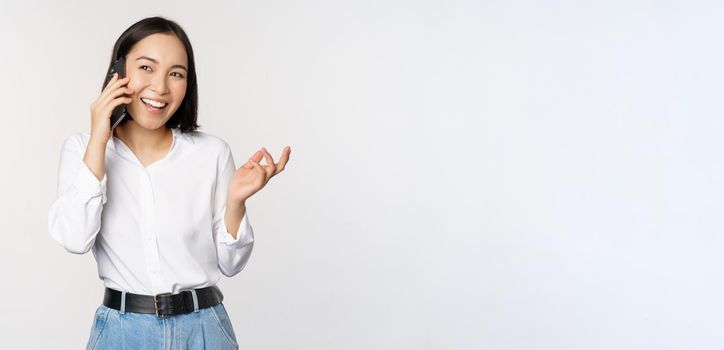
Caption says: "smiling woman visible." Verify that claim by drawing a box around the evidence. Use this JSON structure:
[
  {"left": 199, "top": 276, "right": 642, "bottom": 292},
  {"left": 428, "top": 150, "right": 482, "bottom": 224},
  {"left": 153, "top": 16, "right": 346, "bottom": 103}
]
[{"left": 47, "top": 16, "right": 291, "bottom": 350}]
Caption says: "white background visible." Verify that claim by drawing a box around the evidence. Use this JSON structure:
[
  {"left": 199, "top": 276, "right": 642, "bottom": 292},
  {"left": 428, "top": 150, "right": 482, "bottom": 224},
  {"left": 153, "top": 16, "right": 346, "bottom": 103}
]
[{"left": 1, "top": 0, "right": 722, "bottom": 349}]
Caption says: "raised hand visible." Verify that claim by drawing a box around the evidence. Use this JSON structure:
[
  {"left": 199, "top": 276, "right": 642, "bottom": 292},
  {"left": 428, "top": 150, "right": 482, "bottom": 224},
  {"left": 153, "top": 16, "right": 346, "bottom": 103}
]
[
  {"left": 227, "top": 146, "right": 291, "bottom": 204},
  {"left": 89, "top": 73, "right": 133, "bottom": 145}
]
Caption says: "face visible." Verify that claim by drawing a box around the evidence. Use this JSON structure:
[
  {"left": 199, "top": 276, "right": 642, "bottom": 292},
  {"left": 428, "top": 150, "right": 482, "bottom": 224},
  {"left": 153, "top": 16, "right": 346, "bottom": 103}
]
[{"left": 124, "top": 33, "right": 188, "bottom": 130}]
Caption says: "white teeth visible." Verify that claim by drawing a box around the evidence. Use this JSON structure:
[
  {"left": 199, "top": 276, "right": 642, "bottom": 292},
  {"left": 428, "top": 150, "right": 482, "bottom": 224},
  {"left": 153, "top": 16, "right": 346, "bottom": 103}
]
[{"left": 142, "top": 98, "right": 167, "bottom": 108}]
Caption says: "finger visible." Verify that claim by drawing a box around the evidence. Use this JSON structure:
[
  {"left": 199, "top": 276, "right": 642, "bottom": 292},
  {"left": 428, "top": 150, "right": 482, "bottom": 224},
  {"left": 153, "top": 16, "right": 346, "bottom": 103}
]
[
  {"left": 93, "top": 73, "right": 120, "bottom": 109},
  {"left": 112, "top": 75, "right": 131, "bottom": 88},
  {"left": 253, "top": 149, "right": 264, "bottom": 162},
  {"left": 101, "top": 73, "right": 124, "bottom": 94},
  {"left": 260, "top": 147, "right": 276, "bottom": 178},
  {"left": 100, "top": 87, "right": 134, "bottom": 107},
  {"left": 248, "top": 157, "right": 269, "bottom": 182},
  {"left": 96, "top": 73, "right": 118, "bottom": 104},
  {"left": 98, "top": 77, "right": 129, "bottom": 100},
  {"left": 101, "top": 76, "right": 131, "bottom": 101},
  {"left": 108, "top": 72, "right": 119, "bottom": 85},
  {"left": 106, "top": 96, "right": 133, "bottom": 112},
  {"left": 273, "top": 145, "right": 291, "bottom": 176},
  {"left": 242, "top": 150, "right": 261, "bottom": 169},
  {"left": 106, "top": 87, "right": 135, "bottom": 100}
]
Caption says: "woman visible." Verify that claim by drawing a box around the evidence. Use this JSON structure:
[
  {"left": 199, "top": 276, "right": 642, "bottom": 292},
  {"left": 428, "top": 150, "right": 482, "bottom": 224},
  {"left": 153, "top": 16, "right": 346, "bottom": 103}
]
[{"left": 48, "top": 16, "right": 291, "bottom": 349}]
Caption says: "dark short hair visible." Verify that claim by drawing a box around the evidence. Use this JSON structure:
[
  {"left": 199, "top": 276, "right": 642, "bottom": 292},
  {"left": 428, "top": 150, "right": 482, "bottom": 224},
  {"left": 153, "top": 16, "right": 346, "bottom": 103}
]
[{"left": 103, "top": 16, "right": 200, "bottom": 132}]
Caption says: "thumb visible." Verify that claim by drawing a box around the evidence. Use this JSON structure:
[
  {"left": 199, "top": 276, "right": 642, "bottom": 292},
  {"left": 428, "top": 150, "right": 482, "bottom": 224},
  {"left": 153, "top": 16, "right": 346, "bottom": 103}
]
[
  {"left": 249, "top": 157, "right": 262, "bottom": 169},
  {"left": 253, "top": 149, "right": 264, "bottom": 162}
]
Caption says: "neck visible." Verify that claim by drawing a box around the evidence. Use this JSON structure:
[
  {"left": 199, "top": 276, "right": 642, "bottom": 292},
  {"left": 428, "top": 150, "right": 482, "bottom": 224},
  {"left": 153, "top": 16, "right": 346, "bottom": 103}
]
[{"left": 113, "top": 121, "right": 172, "bottom": 152}]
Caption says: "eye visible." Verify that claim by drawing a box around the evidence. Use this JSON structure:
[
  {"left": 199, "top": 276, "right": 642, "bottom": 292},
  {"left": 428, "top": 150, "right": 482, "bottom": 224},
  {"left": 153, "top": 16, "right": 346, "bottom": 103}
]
[
  {"left": 171, "top": 72, "right": 185, "bottom": 78},
  {"left": 140, "top": 65, "right": 152, "bottom": 72}
]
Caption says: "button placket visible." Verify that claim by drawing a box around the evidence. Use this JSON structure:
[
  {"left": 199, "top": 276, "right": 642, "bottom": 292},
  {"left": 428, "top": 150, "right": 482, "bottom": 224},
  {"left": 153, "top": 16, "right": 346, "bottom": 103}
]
[{"left": 139, "top": 169, "right": 165, "bottom": 292}]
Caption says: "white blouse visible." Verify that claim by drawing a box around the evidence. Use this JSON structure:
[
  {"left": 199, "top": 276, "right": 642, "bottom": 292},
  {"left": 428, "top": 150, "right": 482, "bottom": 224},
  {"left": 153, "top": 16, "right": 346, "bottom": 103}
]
[{"left": 48, "top": 128, "right": 254, "bottom": 295}]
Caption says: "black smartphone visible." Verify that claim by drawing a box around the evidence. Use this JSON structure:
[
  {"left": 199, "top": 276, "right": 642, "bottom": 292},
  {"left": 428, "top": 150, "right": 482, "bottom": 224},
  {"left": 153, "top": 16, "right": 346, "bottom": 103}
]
[{"left": 102, "top": 57, "right": 129, "bottom": 129}]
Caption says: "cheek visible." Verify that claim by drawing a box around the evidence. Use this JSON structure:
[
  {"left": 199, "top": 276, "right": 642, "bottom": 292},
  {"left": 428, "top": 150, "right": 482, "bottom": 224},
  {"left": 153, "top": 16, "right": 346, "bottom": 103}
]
[
  {"left": 125, "top": 71, "right": 149, "bottom": 91},
  {"left": 172, "top": 83, "right": 187, "bottom": 103}
]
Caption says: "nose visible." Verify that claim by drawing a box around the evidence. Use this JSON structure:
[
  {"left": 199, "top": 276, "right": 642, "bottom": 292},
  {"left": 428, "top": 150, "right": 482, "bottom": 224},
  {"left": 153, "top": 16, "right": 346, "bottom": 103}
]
[{"left": 150, "top": 74, "right": 169, "bottom": 95}]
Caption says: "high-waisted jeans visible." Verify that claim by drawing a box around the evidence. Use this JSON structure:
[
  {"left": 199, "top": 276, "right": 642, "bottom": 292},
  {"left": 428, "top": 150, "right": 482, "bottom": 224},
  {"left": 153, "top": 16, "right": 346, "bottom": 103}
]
[{"left": 85, "top": 303, "right": 239, "bottom": 350}]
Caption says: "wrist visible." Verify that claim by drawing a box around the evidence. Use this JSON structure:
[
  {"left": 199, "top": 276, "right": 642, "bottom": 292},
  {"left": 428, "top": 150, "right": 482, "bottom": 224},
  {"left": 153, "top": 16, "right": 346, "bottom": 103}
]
[
  {"left": 88, "top": 136, "right": 109, "bottom": 148},
  {"left": 227, "top": 199, "right": 246, "bottom": 209}
]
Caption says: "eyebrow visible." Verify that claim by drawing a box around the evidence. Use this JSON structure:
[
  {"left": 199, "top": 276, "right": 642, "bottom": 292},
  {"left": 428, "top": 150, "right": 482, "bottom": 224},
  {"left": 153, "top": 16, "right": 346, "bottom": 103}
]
[{"left": 135, "top": 56, "right": 188, "bottom": 71}]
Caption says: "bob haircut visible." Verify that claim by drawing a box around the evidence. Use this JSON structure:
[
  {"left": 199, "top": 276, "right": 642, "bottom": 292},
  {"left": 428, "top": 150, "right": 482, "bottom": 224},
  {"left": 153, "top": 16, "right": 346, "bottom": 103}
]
[{"left": 103, "top": 16, "right": 200, "bottom": 132}]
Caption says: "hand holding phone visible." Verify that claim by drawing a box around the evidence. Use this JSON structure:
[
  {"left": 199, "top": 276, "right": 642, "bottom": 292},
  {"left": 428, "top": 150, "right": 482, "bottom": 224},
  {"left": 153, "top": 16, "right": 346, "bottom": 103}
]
[
  {"left": 102, "top": 57, "right": 129, "bottom": 129},
  {"left": 90, "top": 58, "right": 134, "bottom": 143}
]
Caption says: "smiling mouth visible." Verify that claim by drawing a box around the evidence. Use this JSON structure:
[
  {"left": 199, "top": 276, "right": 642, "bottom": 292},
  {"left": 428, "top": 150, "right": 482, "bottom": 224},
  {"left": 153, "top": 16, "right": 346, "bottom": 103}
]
[{"left": 141, "top": 97, "right": 168, "bottom": 110}]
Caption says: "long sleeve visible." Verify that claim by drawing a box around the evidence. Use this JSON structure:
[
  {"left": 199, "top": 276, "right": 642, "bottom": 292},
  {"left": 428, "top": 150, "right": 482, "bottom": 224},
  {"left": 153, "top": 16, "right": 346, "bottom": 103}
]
[
  {"left": 47, "top": 134, "right": 108, "bottom": 254},
  {"left": 212, "top": 143, "right": 255, "bottom": 277}
]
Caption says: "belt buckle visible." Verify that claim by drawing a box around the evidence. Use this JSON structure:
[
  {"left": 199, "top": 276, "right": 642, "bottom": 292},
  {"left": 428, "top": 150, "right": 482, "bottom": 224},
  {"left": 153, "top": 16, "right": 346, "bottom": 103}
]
[{"left": 154, "top": 292, "right": 173, "bottom": 318}]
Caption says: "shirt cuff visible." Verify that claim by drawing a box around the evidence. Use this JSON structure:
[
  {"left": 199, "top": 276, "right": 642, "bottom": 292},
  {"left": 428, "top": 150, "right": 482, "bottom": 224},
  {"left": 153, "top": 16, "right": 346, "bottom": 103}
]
[
  {"left": 218, "top": 211, "right": 254, "bottom": 246},
  {"left": 72, "top": 161, "right": 107, "bottom": 204}
]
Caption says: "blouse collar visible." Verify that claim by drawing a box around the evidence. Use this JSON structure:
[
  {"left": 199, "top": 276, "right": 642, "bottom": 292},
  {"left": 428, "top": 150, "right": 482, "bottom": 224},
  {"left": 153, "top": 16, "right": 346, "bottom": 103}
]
[{"left": 109, "top": 127, "right": 190, "bottom": 167}]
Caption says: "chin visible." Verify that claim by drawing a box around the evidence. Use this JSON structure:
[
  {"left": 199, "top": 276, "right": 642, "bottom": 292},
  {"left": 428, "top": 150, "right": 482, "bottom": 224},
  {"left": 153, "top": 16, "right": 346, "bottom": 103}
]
[
  {"left": 124, "top": 114, "right": 167, "bottom": 131},
  {"left": 140, "top": 118, "right": 171, "bottom": 130}
]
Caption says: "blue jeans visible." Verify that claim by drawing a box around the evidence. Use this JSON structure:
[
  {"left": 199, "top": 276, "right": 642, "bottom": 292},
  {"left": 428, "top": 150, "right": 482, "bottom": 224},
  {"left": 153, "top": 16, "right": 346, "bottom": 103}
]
[{"left": 86, "top": 303, "right": 239, "bottom": 350}]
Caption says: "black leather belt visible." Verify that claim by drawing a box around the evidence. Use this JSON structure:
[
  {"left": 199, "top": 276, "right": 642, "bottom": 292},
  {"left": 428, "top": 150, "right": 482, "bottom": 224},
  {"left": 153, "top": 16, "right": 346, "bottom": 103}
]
[{"left": 103, "top": 286, "right": 224, "bottom": 318}]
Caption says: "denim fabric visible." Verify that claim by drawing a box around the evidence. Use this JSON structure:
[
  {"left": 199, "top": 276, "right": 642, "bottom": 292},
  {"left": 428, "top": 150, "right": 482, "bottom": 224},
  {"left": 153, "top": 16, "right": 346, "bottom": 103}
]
[{"left": 86, "top": 303, "right": 239, "bottom": 350}]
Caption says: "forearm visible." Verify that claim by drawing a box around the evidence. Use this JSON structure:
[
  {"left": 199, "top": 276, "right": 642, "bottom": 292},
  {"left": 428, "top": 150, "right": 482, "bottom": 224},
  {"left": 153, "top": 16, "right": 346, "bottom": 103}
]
[
  {"left": 83, "top": 138, "right": 107, "bottom": 181},
  {"left": 224, "top": 200, "right": 247, "bottom": 240}
]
